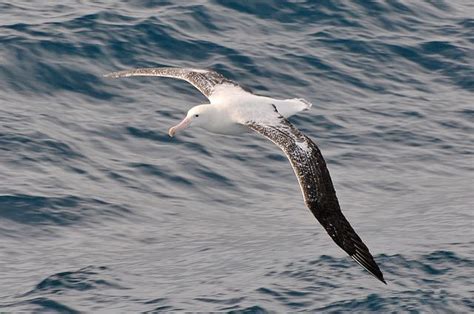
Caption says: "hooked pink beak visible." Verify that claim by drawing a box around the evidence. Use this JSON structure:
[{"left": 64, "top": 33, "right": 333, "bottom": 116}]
[{"left": 168, "top": 117, "right": 191, "bottom": 137}]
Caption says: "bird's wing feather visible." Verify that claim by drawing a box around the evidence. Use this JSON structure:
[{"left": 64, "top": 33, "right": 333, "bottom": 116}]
[
  {"left": 245, "top": 109, "right": 386, "bottom": 284},
  {"left": 104, "top": 67, "right": 246, "bottom": 98}
]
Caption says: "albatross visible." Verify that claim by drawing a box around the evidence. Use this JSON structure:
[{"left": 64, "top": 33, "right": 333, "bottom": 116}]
[{"left": 104, "top": 67, "right": 386, "bottom": 284}]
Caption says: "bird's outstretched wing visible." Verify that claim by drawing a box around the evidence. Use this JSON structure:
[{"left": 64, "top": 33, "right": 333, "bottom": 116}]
[
  {"left": 245, "top": 109, "right": 386, "bottom": 284},
  {"left": 104, "top": 67, "right": 246, "bottom": 99}
]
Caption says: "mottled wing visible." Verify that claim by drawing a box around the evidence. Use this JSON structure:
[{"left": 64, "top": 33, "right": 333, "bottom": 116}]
[
  {"left": 104, "top": 67, "right": 244, "bottom": 98},
  {"left": 245, "top": 113, "right": 386, "bottom": 284}
]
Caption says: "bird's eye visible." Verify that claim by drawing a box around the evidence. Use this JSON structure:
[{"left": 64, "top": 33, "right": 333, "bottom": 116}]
[{"left": 195, "top": 114, "right": 199, "bottom": 117}]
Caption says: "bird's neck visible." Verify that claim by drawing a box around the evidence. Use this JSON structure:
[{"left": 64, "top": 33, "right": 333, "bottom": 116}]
[{"left": 201, "top": 105, "right": 247, "bottom": 135}]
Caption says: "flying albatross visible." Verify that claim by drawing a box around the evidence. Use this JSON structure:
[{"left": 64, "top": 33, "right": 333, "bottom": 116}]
[{"left": 104, "top": 67, "right": 386, "bottom": 284}]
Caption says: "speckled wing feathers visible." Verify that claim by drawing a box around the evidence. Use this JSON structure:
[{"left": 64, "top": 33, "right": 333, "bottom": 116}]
[
  {"left": 246, "top": 115, "right": 386, "bottom": 284},
  {"left": 104, "top": 67, "right": 243, "bottom": 98}
]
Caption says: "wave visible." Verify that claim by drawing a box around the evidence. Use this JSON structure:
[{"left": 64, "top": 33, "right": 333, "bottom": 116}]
[
  {"left": 1, "top": 1, "right": 473, "bottom": 313},
  {"left": 1, "top": 251, "right": 471, "bottom": 312}
]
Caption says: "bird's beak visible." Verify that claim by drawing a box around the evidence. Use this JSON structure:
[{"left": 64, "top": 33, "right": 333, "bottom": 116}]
[{"left": 169, "top": 117, "right": 191, "bottom": 137}]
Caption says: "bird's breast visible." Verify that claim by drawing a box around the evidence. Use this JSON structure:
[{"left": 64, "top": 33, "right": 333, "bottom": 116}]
[{"left": 205, "top": 122, "right": 249, "bottom": 135}]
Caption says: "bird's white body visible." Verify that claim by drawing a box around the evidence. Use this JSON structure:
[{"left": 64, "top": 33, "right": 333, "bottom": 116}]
[{"left": 193, "top": 85, "right": 311, "bottom": 135}]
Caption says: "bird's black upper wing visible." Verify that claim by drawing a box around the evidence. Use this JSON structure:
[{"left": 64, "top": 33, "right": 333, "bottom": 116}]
[
  {"left": 245, "top": 112, "right": 386, "bottom": 284},
  {"left": 104, "top": 67, "right": 246, "bottom": 98}
]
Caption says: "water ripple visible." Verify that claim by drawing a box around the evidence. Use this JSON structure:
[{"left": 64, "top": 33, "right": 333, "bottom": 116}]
[{"left": 1, "top": 0, "right": 473, "bottom": 312}]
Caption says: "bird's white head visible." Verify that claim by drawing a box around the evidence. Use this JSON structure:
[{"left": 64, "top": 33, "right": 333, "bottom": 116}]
[{"left": 168, "top": 104, "right": 213, "bottom": 137}]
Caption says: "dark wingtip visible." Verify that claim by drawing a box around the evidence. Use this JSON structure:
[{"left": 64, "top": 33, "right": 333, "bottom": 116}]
[
  {"left": 350, "top": 252, "right": 387, "bottom": 285},
  {"left": 375, "top": 270, "right": 387, "bottom": 285},
  {"left": 103, "top": 72, "right": 119, "bottom": 79}
]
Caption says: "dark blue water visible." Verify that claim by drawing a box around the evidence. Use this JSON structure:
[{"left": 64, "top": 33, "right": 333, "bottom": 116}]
[{"left": 1, "top": 1, "right": 473, "bottom": 312}]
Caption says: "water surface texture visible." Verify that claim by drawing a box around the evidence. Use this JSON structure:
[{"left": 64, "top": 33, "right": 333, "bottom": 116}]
[{"left": 1, "top": 1, "right": 473, "bottom": 312}]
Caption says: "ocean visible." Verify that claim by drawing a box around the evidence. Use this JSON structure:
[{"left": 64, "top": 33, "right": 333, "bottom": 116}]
[{"left": 0, "top": 0, "right": 473, "bottom": 312}]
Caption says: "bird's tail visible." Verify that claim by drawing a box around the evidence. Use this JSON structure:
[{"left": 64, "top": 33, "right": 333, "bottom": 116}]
[{"left": 293, "top": 98, "right": 312, "bottom": 111}]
